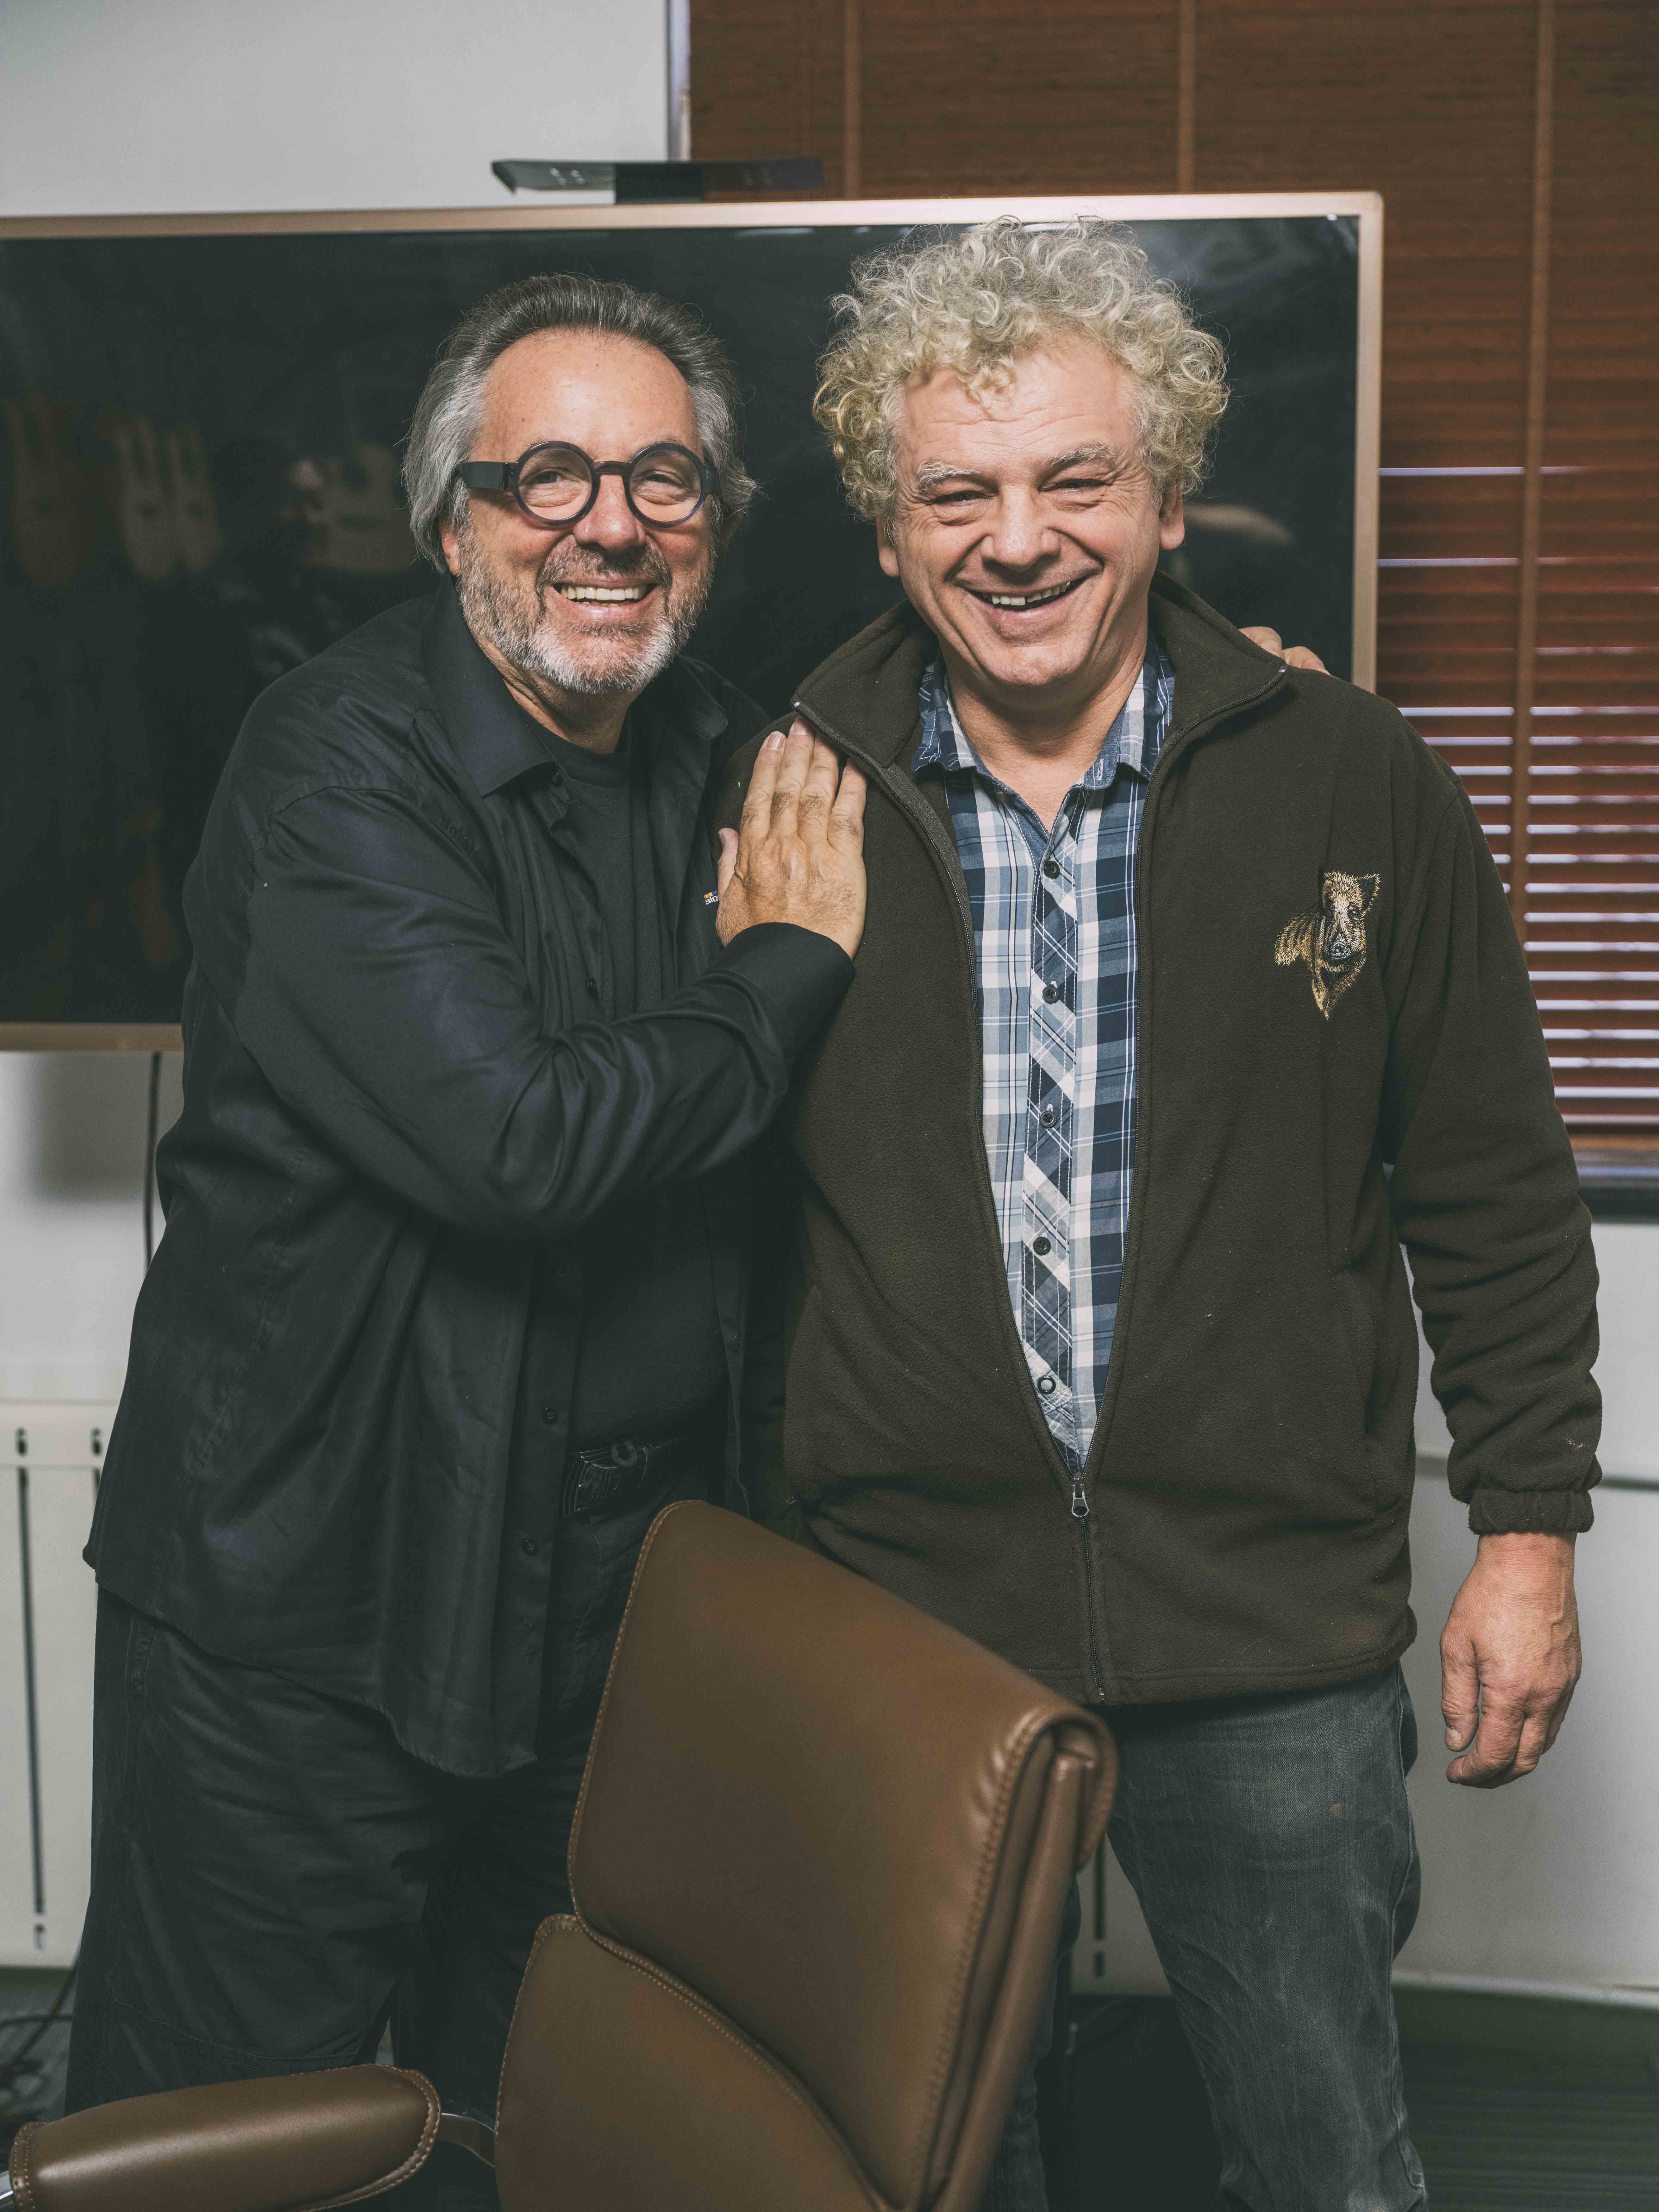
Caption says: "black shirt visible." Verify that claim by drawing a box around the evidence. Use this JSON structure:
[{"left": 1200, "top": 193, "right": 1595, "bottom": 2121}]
[
  {"left": 87, "top": 587, "right": 851, "bottom": 1775},
  {"left": 521, "top": 717, "right": 728, "bottom": 1446}
]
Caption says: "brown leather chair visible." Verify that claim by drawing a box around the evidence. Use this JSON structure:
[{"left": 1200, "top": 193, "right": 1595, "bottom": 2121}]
[{"left": 5, "top": 1502, "right": 1114, "bottom": 2212}]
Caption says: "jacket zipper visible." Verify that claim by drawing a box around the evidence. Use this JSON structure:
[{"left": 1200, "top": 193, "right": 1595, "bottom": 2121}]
[
  {"left": 792, "top": 691, "right": 1111, "bottom": 1699},
  {"left": 1074, "top": 658, "right": 1289, "bottom": 1520},
  {"left": 793, "top": 651, "right": 1288, "bottom": 1705}
]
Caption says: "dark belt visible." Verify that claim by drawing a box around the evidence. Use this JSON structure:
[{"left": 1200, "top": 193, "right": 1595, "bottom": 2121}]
[{"left": 560, "top": 1422, "right": 716, "bottom": 1525}]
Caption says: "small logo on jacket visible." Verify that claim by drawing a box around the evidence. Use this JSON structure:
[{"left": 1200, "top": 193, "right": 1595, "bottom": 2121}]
[{"left": 1275, "top": 871, "right": 1380, "bottom": 1018}]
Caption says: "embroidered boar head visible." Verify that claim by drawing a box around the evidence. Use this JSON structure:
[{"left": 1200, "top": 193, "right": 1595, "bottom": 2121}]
[{"left": 1274, "top": 870, "right": 1381, "bottom": 1019}]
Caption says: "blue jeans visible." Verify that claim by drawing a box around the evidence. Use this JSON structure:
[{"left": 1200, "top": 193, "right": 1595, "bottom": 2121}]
[{"left": 982, "top": 1663, "right": 1428, "bottom": 2212}]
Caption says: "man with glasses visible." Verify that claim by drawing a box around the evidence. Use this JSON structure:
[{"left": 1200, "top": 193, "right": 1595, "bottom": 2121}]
[{"left": 66, "top": 274, "right": 868, "bottom": 2199}]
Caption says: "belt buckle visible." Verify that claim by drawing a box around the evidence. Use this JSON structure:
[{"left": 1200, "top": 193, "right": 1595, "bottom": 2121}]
[{"left": 564, "top": 1438, "right": 648, "bottom": 1523}]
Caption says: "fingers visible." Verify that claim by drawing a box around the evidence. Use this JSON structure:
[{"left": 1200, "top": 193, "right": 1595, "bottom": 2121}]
[
  {"left": 1508, "top": 1707, "right": 1554, "bottom": 1780},
  {"left": 766, "top": 719, "right": 818, "bottom": 841},
  {"left": 1440, "top": 1630, "right": 1479, "bottom": 1753},
  {"left": 739, "top": 725, "right": 787, "bottom": 834},
  {"left": 1448, "top": 1690, "right": 1525, "bottom": 1787},
  {"left": 716, "top": 826, "right": 738, "bottom": 897},
  {"left": 828, "top": 761, "right": 867, "bottom": 850},
  {"left": 796, "top": 737, "right": 842, "bottom": 851},
  {"left": 1238, "top": 624, "right": 1327, "bottom": 674},
  {"left": 1541, "top": 1670, "right": 1578, "bottom": 1754}
]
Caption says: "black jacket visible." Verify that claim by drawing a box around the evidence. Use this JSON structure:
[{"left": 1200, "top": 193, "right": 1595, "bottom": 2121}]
[
  {"left": 89, "top": 586, "right": 850, "bottom": 1774},
  {"left": 720, "top": 581, "right": 1600, "bottom": 1707}
]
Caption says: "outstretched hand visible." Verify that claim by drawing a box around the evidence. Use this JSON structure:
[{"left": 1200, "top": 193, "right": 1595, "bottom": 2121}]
[
  {"left": 1440, "top": 1532, "right": 1581, "bottom": 1787},
  {"left": 717, "top": 719, "right": 868, "bottom": 961}
]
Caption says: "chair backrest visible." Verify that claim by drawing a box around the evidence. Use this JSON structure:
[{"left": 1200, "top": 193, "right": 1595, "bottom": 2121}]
[{"left": 493, "top": 1501, "right": 1114, "bottom": 2212}]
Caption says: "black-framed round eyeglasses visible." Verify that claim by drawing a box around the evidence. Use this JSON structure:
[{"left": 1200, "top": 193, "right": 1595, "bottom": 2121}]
[{"left": 454, "top": 440, "right": 716, "bottom": 529}]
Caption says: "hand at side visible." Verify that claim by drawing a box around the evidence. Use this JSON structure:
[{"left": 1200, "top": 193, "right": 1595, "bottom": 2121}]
[{"left": 1440, "top": 1531, "right": 1581, "bottom": 1787}]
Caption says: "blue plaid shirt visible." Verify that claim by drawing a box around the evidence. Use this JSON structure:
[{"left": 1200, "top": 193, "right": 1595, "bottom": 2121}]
[{"left": 913, "top": 638, "right": 1173, "bottom": 1475}]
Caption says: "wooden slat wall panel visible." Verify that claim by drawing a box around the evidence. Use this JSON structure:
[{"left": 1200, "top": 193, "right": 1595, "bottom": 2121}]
[
  {"left": 1180, "top": 0, "right": 1537, "bottom": 905},
  {"left": 690, "top": 0, "right": 849, "bottom": 192},
  {"left": 858, "top": 3, "right": 1179, "bottom": 197},
  {"left": 688, "top": 0, "right": 1658, "bottom": 1135},
  {"left": 1532, "top": 3, "right": 1659, "bottom": 1126}
]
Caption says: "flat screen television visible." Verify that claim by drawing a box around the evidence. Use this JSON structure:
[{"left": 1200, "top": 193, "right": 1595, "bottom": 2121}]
[{"left": 0, "top": 192, "right": 1380, "bottom": 1046}]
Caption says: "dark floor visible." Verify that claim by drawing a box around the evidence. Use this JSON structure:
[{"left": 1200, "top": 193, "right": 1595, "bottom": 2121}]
[
  {"left": 1052, "top": 1990, "right": 1659, "bottom": 2211},
  {"left": 8, "top": 1970, "right": 1659, "bottom": 2205}
]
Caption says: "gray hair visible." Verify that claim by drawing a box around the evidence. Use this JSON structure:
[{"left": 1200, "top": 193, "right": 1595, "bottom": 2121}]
[
  {"left": 404, "top": 272, "right": 757, "bottom": 570},
  {"left": 814, "top": 216, "right": 1229, "bottom": 527}
]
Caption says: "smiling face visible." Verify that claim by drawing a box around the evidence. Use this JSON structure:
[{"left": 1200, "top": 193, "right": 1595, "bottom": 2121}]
[
  {"left": 441, "top": 328, "right": 717, "bottom": 715},
  {"left": 879, "top": 334, "right": 1185, "bottom": 728}
]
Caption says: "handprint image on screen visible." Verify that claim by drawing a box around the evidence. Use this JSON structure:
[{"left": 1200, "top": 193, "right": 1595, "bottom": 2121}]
[{"left": 0, "top": 205, "right": 1371, "bottom": 1031}]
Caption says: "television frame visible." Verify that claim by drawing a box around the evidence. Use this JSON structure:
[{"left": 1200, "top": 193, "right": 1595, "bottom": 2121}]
[{"left": 0, "top": 190, "right": 1383, "bottom": 1051}]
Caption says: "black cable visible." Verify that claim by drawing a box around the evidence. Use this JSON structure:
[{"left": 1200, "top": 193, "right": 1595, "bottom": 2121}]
[
  {"left": 0, "top": 1961, "right": 76, "bottom": 2108},
  {"left": 143, "top": 1049, "right": 161, "bottom": 1266}
]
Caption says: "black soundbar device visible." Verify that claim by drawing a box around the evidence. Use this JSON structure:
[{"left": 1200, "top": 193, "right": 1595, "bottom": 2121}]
[{"left": 491, "top": 158, "right": 825, "bottom": 200}]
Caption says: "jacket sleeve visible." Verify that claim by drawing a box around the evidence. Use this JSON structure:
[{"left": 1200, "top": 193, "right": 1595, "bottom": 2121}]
[
  {"left": 235, "top": 780, "right": 852, "bottom": 1239},
  {"left": 1381, "top": 776, "right": 1601, "bottom": 1534}
]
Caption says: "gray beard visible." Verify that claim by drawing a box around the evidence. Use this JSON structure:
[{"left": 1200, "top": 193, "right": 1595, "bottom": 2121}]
[{"left": 455, "top": 522, "right": 714, "bottom": 701}]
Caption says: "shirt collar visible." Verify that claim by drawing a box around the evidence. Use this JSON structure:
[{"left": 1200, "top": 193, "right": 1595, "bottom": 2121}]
[
  {"left": 912, "top": 629, "right": 1173, "bottom": 791},
  {"left": 422, "top": 582, "right": 729, "bottom": 800}
]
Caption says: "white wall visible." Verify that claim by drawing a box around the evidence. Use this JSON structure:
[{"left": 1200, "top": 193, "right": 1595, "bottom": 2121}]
[
  {"left": 1414, "top": 1220, "right": 1659, "bottom": 1481},
  {"left": 0, "top": 0, "right": 668, "bottom": 217},
  {"left": 0, "top": 1054, "right": 179, "bottom": 1403}
]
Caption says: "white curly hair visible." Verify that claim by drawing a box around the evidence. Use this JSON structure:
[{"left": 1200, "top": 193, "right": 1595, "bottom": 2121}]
[{"left": 813, "top": 216, "right": 1229, "bottom": 527}]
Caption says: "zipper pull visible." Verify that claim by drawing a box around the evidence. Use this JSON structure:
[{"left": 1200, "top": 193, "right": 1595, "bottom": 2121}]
[{"left": 1071, "top": 1471, "right": 1090, "bottom": 1520}]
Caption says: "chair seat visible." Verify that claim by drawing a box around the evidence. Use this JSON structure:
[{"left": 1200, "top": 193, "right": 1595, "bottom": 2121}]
[{"left": 495, "top": 1917, "right": 875, "bottom": 2212}]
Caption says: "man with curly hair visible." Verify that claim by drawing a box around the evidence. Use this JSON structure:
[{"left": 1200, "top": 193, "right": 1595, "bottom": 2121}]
[{"left": 723, "top": 217, "right": 1599, "bottom": 2210}]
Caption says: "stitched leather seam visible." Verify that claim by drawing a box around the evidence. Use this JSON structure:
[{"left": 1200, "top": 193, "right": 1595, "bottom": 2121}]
[
  {"left": 577, "top": 1925, "right": 892, "bottom": 2212},
  {"left": 910, "top": 1706, "right": 1051, "bottom": 2202},
  {"left": 496, "top": 1915, "right": 559, "bottom": 2140},
  {"left": 305, "top": 2067, "right": 440, "bottom": 2212},
  {"left": 566, "top": 1498, "right": 695, "bottom": 1902},
  {"left": 12, "top": 2120, "right": 38, "bottom": 2212}
]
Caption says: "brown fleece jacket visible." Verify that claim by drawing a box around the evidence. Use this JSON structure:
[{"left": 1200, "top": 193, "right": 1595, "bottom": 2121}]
[{"left": 721, "top": 576, "right": 1600, "bottom": 1706}]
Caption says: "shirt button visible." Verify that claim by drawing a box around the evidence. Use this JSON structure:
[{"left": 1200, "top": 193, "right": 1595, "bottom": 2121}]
[
  {"left": 1042, "top": 859, "right": 1061, "bottom": 879},
  {"left": 1032, "top": 1235, "right": 1052, "bottom": 1256},
  {"left": 1040, "top": 1103, "right": 1057, "bottom": 1127},
  {"left": 1037, "top": 1375, "right": 1058, "bottom": 1397},
  {"left": 585, "top": 979, "right": 600, "bottom": 998},
  {"left": 541, "top": 1404, "right": 563, "bottom": 1426},
  {"left": 1042, "top": 981, "right": 1060, "bottom": 1003},
  {"left": 519, "top": 1535, "right": 539, "bottom": 1555}
]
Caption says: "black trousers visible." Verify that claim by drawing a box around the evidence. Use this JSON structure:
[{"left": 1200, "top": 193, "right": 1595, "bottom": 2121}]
[{"left": 64, "top": 1459, "right": 710, "bottom": 2208}]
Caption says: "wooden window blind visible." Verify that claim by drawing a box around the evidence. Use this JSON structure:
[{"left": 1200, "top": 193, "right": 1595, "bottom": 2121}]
[{"left": 690, "top": 0, "right": 1659, "bottom": 1154}]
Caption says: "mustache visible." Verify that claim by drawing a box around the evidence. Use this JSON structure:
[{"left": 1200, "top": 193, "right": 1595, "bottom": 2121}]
[{"left": 536, "top": 541, "right": 673, "bottom": 593}]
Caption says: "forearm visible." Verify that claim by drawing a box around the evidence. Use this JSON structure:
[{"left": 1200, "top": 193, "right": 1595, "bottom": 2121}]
[
  {"left": 236, "top": 778, "right": 854, "bottom": 1236},
  {"left": 245, "top": 922, "right": 850, "bottom": 1240}
]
